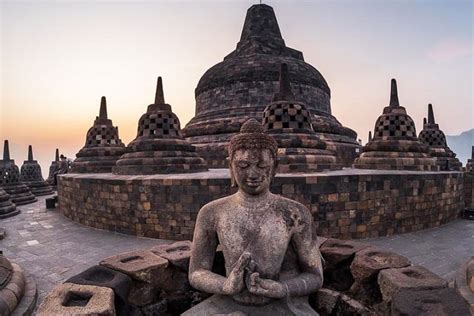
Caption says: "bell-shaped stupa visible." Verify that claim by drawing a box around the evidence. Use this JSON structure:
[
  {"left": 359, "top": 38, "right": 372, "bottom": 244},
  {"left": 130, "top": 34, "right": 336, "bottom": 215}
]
[
  {"left": 0, "top": 189, "right": 18, "bottom": 219},
  {"left": 72, "top": 97, "right": 126, "bottom": 173},
  {"left": 46, "top": 148, "right": 60, "bottom": 188},
  {"left": 262, "top": 64, "right": 340, "bottom": 173},
  {"left": 418, "top": 104, "right": 462, "bottom": 171},
  {"left": 354, "top": 79, "right": 437, "bottom": 171},
  {"left": 114, "top": 77, "right": 208, "bottom": 175},
  {"left": 182, "top": 4, "right": 359, "bottom": 168},
  {"left": 20, "top": 145, "right": 54, "bottom": 196},
  {"left": 0, "top": 140, "right": 37, "bottom": 205}
]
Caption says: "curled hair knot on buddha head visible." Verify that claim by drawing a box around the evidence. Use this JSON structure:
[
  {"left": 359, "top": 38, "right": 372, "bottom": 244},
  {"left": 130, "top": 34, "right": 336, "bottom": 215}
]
[{"left": 228, "top": 119, "right": 278, "bottom": 162}]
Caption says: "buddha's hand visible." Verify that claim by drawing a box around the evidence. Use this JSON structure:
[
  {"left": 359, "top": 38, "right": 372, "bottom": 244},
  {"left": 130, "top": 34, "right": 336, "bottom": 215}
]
[
  {"left": 247, "top": 272, "right": 287, "bottom": 299},
  {"left": 222, "top": 251, "right": 251, "bottom": 295}
]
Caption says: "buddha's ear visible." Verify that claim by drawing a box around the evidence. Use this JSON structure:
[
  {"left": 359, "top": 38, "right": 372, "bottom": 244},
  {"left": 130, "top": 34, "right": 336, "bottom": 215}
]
[{"left": 227, "top": 157, "right": 237, "bottom": 188}]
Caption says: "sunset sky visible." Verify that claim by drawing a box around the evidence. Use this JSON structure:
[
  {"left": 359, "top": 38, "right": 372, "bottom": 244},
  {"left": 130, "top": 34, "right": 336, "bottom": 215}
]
[{"left": 1, "top": 0, "right": 472, "bottom": 177}]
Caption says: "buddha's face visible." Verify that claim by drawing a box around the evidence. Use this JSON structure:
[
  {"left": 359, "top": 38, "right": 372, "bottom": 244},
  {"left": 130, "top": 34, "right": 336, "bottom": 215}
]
[{"left": 231, "top": 148, "right": 275, "bottom": 196}]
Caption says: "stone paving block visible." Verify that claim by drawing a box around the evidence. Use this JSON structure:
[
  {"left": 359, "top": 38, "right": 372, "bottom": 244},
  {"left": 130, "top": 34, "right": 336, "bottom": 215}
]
[
  {"left": 378, "top": 265, "right": 447, "bottom": 301},
  {"left": 350, "top": 247, "right": 411, "bottom": 282},
  {"left": 36, "top": 283, "right": 115, "bottom": 316},
  {"left": 100, "top": 250, "right": 168, "bottom": 283},
  {"left": 150, "top": 240, "right": 192, "bottom": 271}
]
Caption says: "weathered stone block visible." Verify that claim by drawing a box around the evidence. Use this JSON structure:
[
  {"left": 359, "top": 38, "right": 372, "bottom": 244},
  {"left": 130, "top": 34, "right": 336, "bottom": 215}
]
[
  {"left": 378, "top": 266, "right": 447, "bottom": 301},
  {"left": 37, "top": 283, "right": 115, "bottom": 316},
  {"left": 100, "top": 250, "right": 168, "bottom": 283},
  {"left": 350, "top": 247, "right": 411, "bottom": 282},
  {"left": 391, "top": 288, "right": 470, "bottom": 316},
  {"left": 320, "top": 239, "right": 370, "bottom": 266},
  {"left": 151, "top": 240, "right": 192, "bottom": 271}
]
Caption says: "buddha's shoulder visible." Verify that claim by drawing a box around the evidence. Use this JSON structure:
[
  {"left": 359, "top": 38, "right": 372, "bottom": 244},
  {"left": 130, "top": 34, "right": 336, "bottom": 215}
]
[{"left": 273, "top": 194, "right": 310, "bottom": 215}]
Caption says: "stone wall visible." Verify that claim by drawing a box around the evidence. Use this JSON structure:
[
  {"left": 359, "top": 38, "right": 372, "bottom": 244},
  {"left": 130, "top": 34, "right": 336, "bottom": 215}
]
[
  {"left": 464, "top": 171, "right": 473, "bottom": 211},
  {"left": 58, "top": 169, "right": 464, "bottom": 241}
]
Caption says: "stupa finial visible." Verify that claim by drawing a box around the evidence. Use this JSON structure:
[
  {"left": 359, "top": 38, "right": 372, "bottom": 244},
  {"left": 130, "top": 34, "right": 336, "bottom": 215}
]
[
  {"left": 154, "top": 77, "right": 165, "bottom": 105},
  {"left": 55, "top": 148, "right": 59, "bottom": 162},
  {"left": 239, "top": 3, "right": 282, "bottom": 44},
  {"left": 423, "top": 117, "right": 427, "bottom": 126},
  {"left": 273, "top": 63, "right": 295, "bottom": 102},
  {"left": 368, "top": 131, "right": 372, "bottom": 142},
  {"left": 471, "top": 145, "right": 474, "bottom": 159},
  {"left": 428, "top": 103, "right": 435, "bottom": 124},
  {"left": 28, "top": 145, "right": 33, "bottom": 161},
  {"left": 3, "top": 140, "right": 10, "bottom": 161},
  {"left": 99, "top": 96, "right": 108, "bottom": 119},
  {"left": 389, "top": 78, "right": 400, "bottom": 107}
]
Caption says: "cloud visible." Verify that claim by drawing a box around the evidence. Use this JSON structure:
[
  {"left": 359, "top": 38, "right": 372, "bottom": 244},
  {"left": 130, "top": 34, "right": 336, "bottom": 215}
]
[{"left": 427, "top": 38, "right": 473, "bottom": 62}]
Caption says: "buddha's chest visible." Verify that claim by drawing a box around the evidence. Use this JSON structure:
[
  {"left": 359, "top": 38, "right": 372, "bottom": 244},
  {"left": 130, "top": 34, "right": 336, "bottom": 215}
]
[{"left": 216, "top": 206, "right": 298, "bottom": 274}]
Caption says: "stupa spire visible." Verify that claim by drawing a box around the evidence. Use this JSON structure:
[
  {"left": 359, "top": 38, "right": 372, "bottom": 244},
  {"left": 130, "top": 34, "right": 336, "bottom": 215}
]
[
  {"left": 428, "top": 103, "right": 435, "bottom": 124},
  {"left": 273, "top": 63, "right": 295, "bottom": 102},
  {"left": 471, "top": 145, "right": 474, "bottom": 159},
  {"left": 28, "top": 145, "right": 33, "bottom": 161},
  {"left": 239, "top": 4, "right": 283, "bottom": 44},
  {"left": 423, "top": 117, "right": 427, "bottom": 126},
  {"left": 389, "top": 79, "right": 400, "bottom": 107},
  {"left": 99, "top": 96, "right": 108, "bottom": 119},
  {"left": 154, "top": 77, "right": 165, "bottom": 105},
  {"left": 368, "top": 131, "right": 372, "bottom": 143},
  {"left": 55, "top": 148, "right": 59, "bottom": 162},
  {"left": 3, "top": 140, "right": 10, "bottom": 161}
]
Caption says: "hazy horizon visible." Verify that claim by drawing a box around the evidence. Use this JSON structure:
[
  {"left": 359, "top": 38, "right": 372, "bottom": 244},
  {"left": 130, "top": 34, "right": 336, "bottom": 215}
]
[{"left": 1, "top": 0, "right": 473, "bottom": 177}]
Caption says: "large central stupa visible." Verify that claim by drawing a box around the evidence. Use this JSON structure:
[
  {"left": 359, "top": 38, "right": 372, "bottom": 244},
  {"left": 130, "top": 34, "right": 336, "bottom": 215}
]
[{"left": 182, "top": 4, "right": 359, "bottom": 167}]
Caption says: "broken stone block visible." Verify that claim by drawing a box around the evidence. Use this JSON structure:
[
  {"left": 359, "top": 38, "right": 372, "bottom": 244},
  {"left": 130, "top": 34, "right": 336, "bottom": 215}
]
[
  {"left": 100, "top": 250, "right": 168, "bottom": 283},
  {"left": 351, "top": 247, "right": 411, "bottom": 282},
  {"left": 150, "top": 240, "right": 192, "bottom": 271},
  {"left": 320, "top": 239, "right": 370, "bottom": 266},
  {"left": 36, "top": 283, "right": 115, "bottom": 316},
  {"left": 310, "top": 288, "right": 340, "bottom": 314},
  {"left": 378, "top": 266, "right": 447, "bottom": 301},
  {"left": 66, "top": 265, "right": 132, "bottom": 316},
  {"left": 391, "top": 288, "right": 470, "bottom": 316}
]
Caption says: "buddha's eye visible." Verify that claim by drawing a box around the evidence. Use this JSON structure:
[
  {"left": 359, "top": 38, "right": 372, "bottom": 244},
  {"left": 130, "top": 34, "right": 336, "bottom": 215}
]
[
  {"left": 238, "top": 162, "right": 249, "bottom": 168},
  {"left": 258, "top": 163, "right": 269, "bottom": 169}
]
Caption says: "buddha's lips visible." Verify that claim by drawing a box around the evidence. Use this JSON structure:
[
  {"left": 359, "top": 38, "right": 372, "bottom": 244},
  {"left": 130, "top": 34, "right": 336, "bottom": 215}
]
[{"left": 246, "top": 181, "right": 262, "bottom": 187}]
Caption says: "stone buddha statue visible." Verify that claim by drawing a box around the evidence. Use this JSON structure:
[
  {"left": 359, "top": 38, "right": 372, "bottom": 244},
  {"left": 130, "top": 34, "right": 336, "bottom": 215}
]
[{"left": 187, "top": 119, "right": 323, "bottom": 315}]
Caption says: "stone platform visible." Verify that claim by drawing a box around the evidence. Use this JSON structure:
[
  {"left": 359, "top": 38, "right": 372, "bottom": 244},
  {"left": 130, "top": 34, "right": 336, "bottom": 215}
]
[{"left": 58, "top": 169, "right": 463, "bottom": 240}]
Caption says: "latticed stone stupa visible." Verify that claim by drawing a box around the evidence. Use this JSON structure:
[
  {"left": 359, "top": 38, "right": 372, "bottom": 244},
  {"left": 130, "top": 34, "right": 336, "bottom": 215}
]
[
  {"left": 46, "top": 148, "right": 60, "bottom": 188},
  {"left": 72, "top": 96, "right": 126, "bottom": 173},
  {"left": 182, "top": 4, "right": 359, "bottom": 168},
  {"left": 418, "top": 104, "right": 462, "bottom": 171},
  {"left": 0, "top": 140, "right": 37, "bottom": 205},
  {"left": 113, "top": 77, "right": 208, "bottom": 175},
  {"left": 354, "top": 79, "right": 437, "bottom": 171},
  {"left": 20, "top": 145, "right": 54, "bottom": 196},
  {"left": 0, "top": 188, "right": 18, "bottom": 219},
  {"left": 262, "top": 64, "right": 340, "bottom": 173}
]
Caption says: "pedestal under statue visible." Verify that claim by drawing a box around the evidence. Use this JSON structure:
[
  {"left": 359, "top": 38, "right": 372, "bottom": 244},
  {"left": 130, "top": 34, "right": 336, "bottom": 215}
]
[{"left": 185, "top": 119, "right": 323, "bottom": 315}]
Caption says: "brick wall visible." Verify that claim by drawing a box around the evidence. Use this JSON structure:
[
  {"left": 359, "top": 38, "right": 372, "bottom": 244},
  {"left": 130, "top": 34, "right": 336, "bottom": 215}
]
[
  {"left": 58, "top": 170, "right": 464, "bottom": 240},
  {"left": 464, "top": 171, "right": 473, "bottom": 210}
]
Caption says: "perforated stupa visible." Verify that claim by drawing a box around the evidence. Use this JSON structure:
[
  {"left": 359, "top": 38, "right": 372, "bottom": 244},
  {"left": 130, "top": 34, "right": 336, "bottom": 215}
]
[
  {"left": 72, "top": 97, "right": 126, "bottom": 173},
  {"left": 0, "top": 140, "right": 37, "bottom": 205},
  {"left": 113, "top": 77, "right": 208, "bottom": 175},
  {"left": 46, "top": 148, "right": 60, "bottom": 188},
  {"left": 418, "top": 104, "right": 461, "bottom": 171},
  {"left": 263, "top": 64, "right": 340, "bottom": 172},
  {"left": 20, "top": 145, "right": 54, "bottom": 196},
  {"left": 354, "top": 79, "right": 437, "bottom": 171}
]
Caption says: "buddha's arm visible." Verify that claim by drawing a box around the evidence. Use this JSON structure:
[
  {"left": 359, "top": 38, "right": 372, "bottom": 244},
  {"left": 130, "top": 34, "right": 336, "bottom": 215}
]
[
  {"left": 189, "top": 206, "right": 249, "bottom": 295},
  {"left": 283, "top": 209, "right": 324, "bottom": 296}
]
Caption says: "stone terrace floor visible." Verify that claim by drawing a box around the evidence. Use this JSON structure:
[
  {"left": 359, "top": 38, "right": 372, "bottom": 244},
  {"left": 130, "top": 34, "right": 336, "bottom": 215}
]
[{"left": 1, "top": 195, "right": 473, "bottom": 307}]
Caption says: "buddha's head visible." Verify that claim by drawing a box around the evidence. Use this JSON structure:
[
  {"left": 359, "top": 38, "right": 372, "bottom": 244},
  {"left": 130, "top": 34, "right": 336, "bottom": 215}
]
[{"left": 228, "top": 119, "right": 278, "bottom": 195}]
